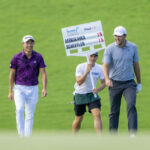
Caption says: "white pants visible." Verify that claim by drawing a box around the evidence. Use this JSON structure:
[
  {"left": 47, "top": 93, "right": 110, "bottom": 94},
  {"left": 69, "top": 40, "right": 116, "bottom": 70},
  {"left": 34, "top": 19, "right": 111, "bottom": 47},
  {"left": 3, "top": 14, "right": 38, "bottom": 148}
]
[{"left": 14, "top": 85, "right": 38, "bottom": 137}]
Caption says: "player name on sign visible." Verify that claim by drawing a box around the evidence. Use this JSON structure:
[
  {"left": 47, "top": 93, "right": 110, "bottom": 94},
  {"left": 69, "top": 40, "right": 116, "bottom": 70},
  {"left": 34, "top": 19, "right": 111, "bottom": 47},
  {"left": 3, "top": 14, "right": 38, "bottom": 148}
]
[
  {"left": 66, "top": 38, "right": 104, "bottom": 49},
  {"left": 65, "top": 32, "right": 103, "bottom": 44}
]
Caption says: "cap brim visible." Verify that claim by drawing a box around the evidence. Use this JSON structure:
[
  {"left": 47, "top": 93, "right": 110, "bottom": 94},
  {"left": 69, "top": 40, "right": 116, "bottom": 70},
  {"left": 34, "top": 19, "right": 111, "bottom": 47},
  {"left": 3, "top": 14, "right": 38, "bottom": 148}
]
[
  {"left": 113, "top": 31, "right": 126, "bottom": 36},
  {"left": 113, "top": 33, "right": 124, "bottom": 36},
  {"left": 90, "top": 53, "right": 98, "bottom": 56},
  {"left": 23, "top": 39, "right": 34, "bottom": 43}
]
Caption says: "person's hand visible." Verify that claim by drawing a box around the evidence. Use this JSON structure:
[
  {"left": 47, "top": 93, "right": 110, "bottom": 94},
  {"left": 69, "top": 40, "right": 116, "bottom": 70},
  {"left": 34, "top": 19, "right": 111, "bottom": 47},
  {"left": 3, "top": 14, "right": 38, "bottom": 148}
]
[
  {"left": 8, "top": 92, "right": 14, "bottom": 101},
  {"left": 85, "top": 64, "right": 92, "bottom": 73},
  {"left": 42, "top": 89, "right": 47, "bottom": 97},
  {"left": 136, "top": 84, "right": 142, "bottom": 93},
  {"left": 106, "top": 79, "right": 113, "bottom": 87},
  {"left": 92, "top": 88, "right": 99, "bottom": 94}
]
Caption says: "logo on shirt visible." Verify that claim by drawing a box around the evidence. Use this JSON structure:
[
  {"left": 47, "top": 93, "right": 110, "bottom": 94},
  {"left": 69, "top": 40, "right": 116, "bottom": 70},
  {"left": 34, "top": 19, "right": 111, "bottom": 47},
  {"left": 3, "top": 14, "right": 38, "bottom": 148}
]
[
  {"left": 33, "top": 60, "right": 37, "bottom": 63},
  {"left": 92, "top": 72, "right": 99, "bottom": 75}
]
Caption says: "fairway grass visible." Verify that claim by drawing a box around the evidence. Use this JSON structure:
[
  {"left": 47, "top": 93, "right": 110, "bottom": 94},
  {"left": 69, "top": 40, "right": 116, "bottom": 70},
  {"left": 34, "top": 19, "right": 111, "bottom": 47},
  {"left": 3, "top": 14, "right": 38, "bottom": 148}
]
[{"left": 1, "top": 131, "right": 150, "bottom": 150}]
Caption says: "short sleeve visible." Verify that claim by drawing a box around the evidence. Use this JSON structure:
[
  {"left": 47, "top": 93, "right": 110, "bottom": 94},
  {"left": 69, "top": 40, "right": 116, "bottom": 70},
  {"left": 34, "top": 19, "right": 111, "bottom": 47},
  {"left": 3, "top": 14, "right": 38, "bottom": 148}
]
[
  {"left": 102, "top": 47, "right": 112, "bottom": 64},
  {"left": 10, "top": 55, "right": 17, "bottom": 70},
  {"left": 99, "top": 66, "right": 105, "bottom": 80},
  {"left": 75, "top": 64, "right": 83, "bottom": 77},
  {"left": 133, "top": 45, "right": 139, "bottom": 63},
  {"left": 99, "top": 72, "right": 104, "bottom": 80},
  {"left": 39, "top": 55, "right": 46, "bottom": 68}
]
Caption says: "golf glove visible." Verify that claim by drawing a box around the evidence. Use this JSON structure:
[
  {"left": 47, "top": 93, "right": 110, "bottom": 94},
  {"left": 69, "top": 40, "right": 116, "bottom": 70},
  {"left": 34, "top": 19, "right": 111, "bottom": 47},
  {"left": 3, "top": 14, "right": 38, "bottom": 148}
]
[{"left": 136, "top": 84, "right": 142, "bottom": 93}]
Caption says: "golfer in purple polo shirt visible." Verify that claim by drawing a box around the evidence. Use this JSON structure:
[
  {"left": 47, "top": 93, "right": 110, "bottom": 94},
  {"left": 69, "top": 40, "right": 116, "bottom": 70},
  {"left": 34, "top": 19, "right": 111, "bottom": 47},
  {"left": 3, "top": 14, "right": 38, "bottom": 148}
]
[{"left": 8, "top": 35, "right": 47, "bottom": 137}]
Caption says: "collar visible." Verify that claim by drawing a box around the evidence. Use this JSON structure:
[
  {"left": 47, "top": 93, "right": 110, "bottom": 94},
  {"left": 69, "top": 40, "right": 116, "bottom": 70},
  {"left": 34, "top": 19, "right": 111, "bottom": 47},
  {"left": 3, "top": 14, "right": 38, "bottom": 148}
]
[
  {"left": 115, "top": 40, "right": 129, "bottom": 48},
  {"left": 86, "top": 62, "right": 96, "bottom": 68},
  {"left": 21, "top": 50, "right": 35, "bottom": 57},
  {"left": 21, "top": 50, "right": 25, "bottom": 56}
]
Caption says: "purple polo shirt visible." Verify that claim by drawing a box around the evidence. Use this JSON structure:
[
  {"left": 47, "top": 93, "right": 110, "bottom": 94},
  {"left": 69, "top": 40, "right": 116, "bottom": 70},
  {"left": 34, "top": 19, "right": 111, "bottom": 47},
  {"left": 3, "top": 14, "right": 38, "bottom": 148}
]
[{"left": 10, "top": 50, "right": 46, "bottom": 86}]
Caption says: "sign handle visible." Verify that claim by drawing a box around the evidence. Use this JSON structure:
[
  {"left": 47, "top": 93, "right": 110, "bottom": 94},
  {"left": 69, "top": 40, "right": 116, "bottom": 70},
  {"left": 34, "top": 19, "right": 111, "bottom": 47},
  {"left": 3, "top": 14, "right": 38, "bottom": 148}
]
[{"left": 86, "top": 55, "right": 97, "bottom": 98}]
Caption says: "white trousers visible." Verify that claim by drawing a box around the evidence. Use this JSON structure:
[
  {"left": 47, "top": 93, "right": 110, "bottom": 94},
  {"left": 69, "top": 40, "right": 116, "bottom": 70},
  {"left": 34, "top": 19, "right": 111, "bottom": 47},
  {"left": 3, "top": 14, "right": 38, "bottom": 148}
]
[{"left": 14, "top": 85, "right": 38, "bottom": 137}]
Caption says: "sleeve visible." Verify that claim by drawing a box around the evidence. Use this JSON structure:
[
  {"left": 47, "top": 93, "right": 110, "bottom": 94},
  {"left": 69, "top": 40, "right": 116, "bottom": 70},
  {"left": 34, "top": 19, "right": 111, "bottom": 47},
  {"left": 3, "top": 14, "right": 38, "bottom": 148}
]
[
  {"left": 133, "top": 45, "right": 139, "bottom": 63},
  {"left": 99, "top": 66, "right": 105, "bottom": 80},
  {"left": 75, "top": 64, "right": 83, "bottom": 77},
  {"left": 102, "top": 47, "right": 112, "bottom": 64},
  {"left": 10, "top": 55, "right": 17, "bottom": 70},
  {"left": 39, "top": 55, "right": 46, "bottom": 68}
]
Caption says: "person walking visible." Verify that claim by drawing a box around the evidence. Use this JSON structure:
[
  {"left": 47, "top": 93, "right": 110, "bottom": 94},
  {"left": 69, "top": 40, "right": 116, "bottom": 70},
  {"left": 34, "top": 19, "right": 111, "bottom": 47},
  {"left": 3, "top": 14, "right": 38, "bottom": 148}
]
[
  {"left": 8, "top": 35, "right": 47, "bottom": 137},
  {"left": 102, "top": 26, "right": 141, "bottom": 135},
  {"left": 72, "top": 52, "right": 105, "bottom": 134}
]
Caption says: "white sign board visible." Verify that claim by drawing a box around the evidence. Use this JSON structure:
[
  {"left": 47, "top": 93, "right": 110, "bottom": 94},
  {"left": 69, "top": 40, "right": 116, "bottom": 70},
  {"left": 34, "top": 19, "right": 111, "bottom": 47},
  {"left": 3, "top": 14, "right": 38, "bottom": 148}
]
[{"left": 61, "top": 21, "right": 106, "bottom": 57}]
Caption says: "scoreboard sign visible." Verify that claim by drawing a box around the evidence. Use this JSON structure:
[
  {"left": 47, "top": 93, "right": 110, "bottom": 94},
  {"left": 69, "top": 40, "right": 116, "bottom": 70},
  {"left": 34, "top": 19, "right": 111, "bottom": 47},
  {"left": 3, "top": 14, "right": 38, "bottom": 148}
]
[{"left": 62, "top": 21, "right": 106, "bottom": 57}]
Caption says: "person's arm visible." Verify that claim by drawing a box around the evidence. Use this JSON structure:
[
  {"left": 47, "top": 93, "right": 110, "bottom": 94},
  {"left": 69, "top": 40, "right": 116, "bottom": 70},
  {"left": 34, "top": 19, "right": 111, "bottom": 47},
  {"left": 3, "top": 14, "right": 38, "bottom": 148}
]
[
  {"left": 133, "top": 62, "right": 141, "bottom": 84},
  {"left": 92, "top": 79, "right": 106, "bottom": 94},
  {"left": 76, "top": 64, "right": 92, "bottom": 86},
  {"left": 8, "top": 69, "right": 16, "bottom": 101},
  {"left": 102, "top": 63, "right": 113, "bottom": 87},
  {"left": 40, "top": 68, "right": 47, "bottom": 97}
]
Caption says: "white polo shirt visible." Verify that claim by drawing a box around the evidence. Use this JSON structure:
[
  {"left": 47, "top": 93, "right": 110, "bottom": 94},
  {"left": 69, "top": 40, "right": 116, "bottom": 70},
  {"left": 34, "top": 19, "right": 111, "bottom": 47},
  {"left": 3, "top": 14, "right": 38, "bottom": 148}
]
[{"left": 74, "top": 62, "right": 104, "bottom": 94}]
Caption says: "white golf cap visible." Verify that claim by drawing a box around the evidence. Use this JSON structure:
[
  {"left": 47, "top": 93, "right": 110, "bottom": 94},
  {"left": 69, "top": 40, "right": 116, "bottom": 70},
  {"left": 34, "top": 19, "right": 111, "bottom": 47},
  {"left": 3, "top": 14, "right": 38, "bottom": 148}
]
[
  {"left": 22, "top": 35, "right": 34, "bottom": 43},
  {"left": 90, "top": 52, "right": 98, "bottom": 56},
  {"left": 113, "top": 26, "right": 127, "bottom": 36}
]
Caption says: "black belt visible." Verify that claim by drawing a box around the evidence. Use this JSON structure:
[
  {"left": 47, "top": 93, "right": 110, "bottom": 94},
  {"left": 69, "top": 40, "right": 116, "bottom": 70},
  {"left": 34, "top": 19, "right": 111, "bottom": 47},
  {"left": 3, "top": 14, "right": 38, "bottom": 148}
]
[{"left": 111, "top": 79, "right": 134, "bottom": 84}]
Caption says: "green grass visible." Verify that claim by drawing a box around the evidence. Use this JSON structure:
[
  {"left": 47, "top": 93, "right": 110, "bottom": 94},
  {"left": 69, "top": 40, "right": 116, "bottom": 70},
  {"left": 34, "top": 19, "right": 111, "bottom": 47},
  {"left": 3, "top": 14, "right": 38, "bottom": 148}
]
[
  {"left": 1, "top": 132, "right": 150, "bottom": 150},
  {"left": 0, "top": 0, "right": 150, "bottom": 133}
]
